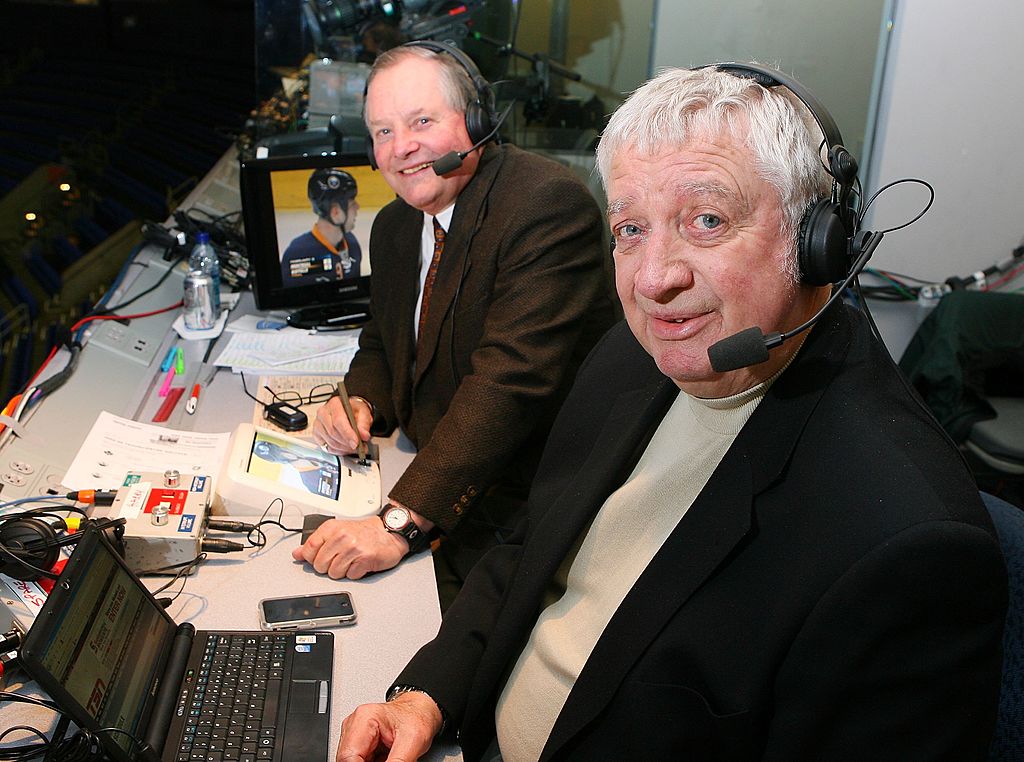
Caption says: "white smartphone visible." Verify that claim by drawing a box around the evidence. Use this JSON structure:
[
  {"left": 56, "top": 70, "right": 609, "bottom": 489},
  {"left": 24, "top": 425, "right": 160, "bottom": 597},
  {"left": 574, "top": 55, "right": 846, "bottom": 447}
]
[{"left": 258, "top": 591, "right": 357, "bottom": 630}]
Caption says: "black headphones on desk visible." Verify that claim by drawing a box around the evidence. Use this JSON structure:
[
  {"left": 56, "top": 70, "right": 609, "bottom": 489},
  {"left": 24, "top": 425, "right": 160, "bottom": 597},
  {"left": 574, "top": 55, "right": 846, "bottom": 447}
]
[
  {"left": 365, "top": 40, "right": 499, "bottom": 170},
  {"left": 703, "top": 62, "right": 867, "bottom": 287},
  {"left": 0, "top": 514, "right": 64, "bottom": 581},
  {"left": 0, "top": 512, "right": 126, "bottom": 581}
]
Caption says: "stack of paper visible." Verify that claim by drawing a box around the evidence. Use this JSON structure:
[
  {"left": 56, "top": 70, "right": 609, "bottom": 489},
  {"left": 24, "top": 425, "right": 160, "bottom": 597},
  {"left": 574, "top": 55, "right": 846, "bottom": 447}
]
[{"left": 214, "top": 328, "right": 358, "bottom": 376}]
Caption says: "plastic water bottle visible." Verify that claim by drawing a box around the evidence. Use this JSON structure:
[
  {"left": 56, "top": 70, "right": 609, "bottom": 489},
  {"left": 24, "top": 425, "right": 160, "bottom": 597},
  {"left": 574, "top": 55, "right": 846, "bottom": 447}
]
[{"left": 188, "top": 232, "right": 221, "bottom": 314}]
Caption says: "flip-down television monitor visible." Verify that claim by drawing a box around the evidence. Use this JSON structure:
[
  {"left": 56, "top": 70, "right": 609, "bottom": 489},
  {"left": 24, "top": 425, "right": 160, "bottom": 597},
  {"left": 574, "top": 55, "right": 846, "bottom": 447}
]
[
  {"left": 215, "top": 423, "right": 380, "bottom": 518},
  {"left": 240, "top": 151, "right": 395, "bottom": 323}
]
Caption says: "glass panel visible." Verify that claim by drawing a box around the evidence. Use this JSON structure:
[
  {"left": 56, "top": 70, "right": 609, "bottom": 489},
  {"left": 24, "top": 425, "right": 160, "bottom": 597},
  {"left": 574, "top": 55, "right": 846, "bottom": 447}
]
[
  {"left": 251, "top": 1, "right": 888, "bottom": 206},
  {"left": 650, "top": 0, "right": 889, "bottom": 163}
]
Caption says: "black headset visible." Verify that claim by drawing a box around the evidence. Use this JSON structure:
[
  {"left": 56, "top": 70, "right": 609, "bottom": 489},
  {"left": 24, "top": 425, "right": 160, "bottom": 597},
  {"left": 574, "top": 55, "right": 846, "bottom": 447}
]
[
  {"left": 0, "top": 511, "right": 127, "bottom": 582},
  {"left": 0, "top": 513, "right": 65, "bottom": 581},
  {"left": 707, "top": 62, "right": 864, "bottom": 287},
  {"left": 366, "top": 39, "right": 499, "bottom": 170}
]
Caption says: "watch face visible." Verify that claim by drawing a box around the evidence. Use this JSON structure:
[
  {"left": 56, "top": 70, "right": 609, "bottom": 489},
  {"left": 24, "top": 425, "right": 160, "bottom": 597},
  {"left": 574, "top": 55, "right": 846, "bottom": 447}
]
[{"left": 383, "top": 506, "right": 408, "bottom": 530}]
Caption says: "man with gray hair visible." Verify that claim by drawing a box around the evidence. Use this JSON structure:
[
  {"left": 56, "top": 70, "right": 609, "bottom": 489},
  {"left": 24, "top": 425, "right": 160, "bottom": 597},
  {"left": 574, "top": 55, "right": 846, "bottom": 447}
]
[
  {"left": 294, "top": 41, "right": 613, "bottom": 607},
  {"left": 336, "top": 64, "right": 1006, "bottom": 761}
]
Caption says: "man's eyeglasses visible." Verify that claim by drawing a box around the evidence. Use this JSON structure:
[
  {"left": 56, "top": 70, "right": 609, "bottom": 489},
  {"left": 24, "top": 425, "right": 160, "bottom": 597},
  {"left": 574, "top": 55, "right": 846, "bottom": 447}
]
[{"left": 266, "top": 383, "right": 336, "bottom": 409}]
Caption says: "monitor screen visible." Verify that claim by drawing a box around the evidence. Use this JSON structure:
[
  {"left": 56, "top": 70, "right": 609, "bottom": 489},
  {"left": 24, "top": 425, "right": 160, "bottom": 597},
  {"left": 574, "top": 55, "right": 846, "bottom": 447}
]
[
  {"left": 20, "top": 529, "right": 175, "bottom": 759},
  {"left": 240, "top": 152, "right": 395, "bottom": 312},
  {"left": 215, "top": 423, "right": 381, "bottom": 518},
  {"left": 246, "top": 428, "right": 342, "bottom": 500}
]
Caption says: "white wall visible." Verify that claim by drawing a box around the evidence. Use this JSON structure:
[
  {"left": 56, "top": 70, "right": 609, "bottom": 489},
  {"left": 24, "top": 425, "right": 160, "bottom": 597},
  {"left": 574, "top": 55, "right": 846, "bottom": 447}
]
[{"left": 864, "top": 0, "right": 1024, "bottom": 283}]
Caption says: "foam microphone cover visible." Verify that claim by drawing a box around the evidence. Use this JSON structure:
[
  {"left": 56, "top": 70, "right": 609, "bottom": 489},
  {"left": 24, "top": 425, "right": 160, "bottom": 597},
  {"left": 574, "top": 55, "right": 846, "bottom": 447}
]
[
  {"left": 707, "top": 326, "right": 770, "bottom": 373},
  {"left": 432, "top": 152, "right": 464, "bottom": 176}
]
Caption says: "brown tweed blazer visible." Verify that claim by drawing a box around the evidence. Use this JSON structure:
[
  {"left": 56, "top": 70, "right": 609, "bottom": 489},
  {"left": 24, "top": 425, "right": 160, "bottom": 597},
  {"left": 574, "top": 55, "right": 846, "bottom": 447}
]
[{"left": 345, "top": 143, "right": 614, "bottom": 562}]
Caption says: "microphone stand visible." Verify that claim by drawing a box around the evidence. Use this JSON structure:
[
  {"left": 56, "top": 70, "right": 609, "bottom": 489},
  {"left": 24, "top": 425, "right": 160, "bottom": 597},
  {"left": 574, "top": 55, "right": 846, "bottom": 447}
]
[
  {"left": 470, "top": 31, "right": 583, "bottom": 82},
  {"left": 469, "top": 31, "right": 583, "bottom": 123}
]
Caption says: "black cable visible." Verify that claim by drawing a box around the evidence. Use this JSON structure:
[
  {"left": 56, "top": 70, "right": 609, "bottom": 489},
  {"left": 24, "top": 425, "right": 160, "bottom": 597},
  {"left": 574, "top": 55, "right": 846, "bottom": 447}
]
[
  {"left": 99, "top": 252, "right": 186, "bottom": 314},
  {"left": 865, "top": 267, "right": 935, "bottom": 285},
  {"left": 0, "top": 723, "right": 49, "bottom": 760},
  {"left": 0, "top": 692, "right": 154, "bottom": 762},
  {"left": 0, "top": 692, "right": 59, "bottom": 711},
  {"left": 861, "top": 177, "right": 935, "bottom": 234},
  {"left": 134, "top": 552, "right": 207, "bottom": 582},
  {"left": 31, "top": 344, "right": 81, "bottom": 399},
  {"left": 174, "top": 208, "right": 247, "bottom": 258},
  {"left": 245, "top": 497, "right": 303, "bottom": 548}
]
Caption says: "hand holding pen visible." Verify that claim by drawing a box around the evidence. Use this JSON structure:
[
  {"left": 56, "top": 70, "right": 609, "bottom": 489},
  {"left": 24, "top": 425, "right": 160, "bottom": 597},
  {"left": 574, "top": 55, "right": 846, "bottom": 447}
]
[
  {"left": 335, "top": 379, "right": 368, "bottom": 463},
  {"left": 312, "top": 380, "right": 372, "bottom": 461}
]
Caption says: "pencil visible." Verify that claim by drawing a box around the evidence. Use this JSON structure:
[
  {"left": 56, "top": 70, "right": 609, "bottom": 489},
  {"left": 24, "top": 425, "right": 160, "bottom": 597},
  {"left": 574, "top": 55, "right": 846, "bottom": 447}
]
[{"left": 336, "top": 379, "right": 368, "bottom": 462}]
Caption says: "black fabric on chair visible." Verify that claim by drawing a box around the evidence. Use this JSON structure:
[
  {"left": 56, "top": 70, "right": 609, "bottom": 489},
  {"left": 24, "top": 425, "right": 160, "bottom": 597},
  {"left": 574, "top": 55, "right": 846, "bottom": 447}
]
[
  {"left": 982, "top": 491, "right": 1024, "bottom": 760},
  {"left": 899, "top": 290, "right": 1024, "bottom": 445}
]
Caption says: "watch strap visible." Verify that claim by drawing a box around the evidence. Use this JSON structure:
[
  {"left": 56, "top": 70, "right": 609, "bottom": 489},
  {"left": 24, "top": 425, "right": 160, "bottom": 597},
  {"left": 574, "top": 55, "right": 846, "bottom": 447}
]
[{"left": 378, "top": 505, "right": 430, "bottom": 554}]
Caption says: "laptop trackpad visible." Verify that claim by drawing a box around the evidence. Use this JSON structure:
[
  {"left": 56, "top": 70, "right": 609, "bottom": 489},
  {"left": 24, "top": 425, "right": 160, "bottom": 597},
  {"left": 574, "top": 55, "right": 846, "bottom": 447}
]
[{"left": 290, "top": 679, "right": 330, "bottom": 714}]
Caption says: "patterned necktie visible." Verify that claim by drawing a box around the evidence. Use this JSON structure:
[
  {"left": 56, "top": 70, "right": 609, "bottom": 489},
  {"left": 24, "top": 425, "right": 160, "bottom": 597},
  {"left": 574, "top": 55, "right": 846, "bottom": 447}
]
[{"left": 418, "top": 217, "right": 446, "bottom": 342}]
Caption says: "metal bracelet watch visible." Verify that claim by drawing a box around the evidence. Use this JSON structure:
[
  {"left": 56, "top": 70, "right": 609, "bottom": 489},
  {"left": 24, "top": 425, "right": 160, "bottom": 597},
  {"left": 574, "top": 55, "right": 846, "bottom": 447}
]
[
  {"left": 386, "top": 684, "right": 448, "bottom": 735},
  {"left": 378, "top": 504, "right": 430, "bottom": 554}
]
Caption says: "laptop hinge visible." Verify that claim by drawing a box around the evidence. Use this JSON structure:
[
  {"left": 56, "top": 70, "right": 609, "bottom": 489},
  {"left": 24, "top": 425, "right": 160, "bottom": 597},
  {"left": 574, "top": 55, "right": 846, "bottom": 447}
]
[{"left": 144, "top": 622, "right": 196, "bottom": 755}]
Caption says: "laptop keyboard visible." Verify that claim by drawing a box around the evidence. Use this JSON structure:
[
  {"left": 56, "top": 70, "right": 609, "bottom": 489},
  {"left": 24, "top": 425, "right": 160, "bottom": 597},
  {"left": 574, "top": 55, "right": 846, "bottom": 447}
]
[{"left": 174, "top": 633, "right": 289, "bottom": 762}]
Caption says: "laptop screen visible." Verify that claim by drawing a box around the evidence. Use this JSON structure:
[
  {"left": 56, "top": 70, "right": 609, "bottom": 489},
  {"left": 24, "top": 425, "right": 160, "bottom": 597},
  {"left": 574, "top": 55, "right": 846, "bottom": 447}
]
[{"left": 20, "top": 528, "right": 177, "bottom": 758}]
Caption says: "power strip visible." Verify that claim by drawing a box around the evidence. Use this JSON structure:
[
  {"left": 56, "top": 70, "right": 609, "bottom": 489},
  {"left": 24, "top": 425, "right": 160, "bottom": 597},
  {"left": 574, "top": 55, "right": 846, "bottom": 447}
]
[{"left": 87, "top": 319, "right": 165, "bottom": 367}]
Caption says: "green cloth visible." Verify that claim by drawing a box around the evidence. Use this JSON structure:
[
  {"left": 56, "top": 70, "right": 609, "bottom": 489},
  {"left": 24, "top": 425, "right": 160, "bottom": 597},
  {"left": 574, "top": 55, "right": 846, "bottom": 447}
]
[{"left": 899, "top": 290, "right": 1024, "bottom": 443}]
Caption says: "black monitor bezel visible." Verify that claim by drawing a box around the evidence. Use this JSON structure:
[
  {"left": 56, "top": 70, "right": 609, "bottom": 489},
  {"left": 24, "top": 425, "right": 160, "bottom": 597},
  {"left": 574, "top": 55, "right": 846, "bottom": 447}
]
[{"left": 240, "top": 151, "right": 385, "bottom": 312}]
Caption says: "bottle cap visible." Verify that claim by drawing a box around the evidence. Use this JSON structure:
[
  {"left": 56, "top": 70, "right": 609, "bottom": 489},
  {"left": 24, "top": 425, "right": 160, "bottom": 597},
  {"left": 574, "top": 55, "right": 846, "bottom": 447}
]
[{"left": 196, "top": 232, "right": 210, "bottom": 244}]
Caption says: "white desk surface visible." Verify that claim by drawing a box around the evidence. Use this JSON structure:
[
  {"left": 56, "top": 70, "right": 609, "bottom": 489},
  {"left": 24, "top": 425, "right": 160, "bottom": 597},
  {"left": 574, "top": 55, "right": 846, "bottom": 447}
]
[{"left": 1, "top": 241, "right": 462, "bottom": 759}]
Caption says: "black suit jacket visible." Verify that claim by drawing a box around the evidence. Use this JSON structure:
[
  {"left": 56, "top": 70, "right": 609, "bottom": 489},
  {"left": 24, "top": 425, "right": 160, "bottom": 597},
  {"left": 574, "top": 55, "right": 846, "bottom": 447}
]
[
  {"left": 397, "top": 304, "right": 1008, "bottom": 760},
  {"left": 345, "top": 144, "right": 613, "bottom": 568}
]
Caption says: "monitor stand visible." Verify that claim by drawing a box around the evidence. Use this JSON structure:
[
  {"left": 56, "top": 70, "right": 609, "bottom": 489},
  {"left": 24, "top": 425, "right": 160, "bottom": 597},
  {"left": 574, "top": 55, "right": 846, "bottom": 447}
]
[{"left": 286, "top": 301, "right": 371, "bottom": 330}]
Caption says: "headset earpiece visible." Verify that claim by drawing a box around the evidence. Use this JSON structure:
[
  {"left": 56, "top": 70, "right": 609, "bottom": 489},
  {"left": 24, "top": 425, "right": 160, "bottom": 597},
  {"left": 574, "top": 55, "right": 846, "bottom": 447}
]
[
  {"left": 463, "top": 96, "right": 496, "bottom": 147},
  {"left": 0, "top": 516, "right": 61, "bottom": 582},
  {"left": 367, "top": 135, "right": 377, "bottom": 170},
  {"left": 798, "top": 199, "right": 852, "bottom": 286},
  {"left": 704, "top": 62, "right": 867, "bottom": 286}
]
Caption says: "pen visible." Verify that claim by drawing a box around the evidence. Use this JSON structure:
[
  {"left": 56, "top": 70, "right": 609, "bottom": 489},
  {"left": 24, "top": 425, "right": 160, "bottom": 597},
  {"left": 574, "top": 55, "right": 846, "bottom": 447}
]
[
  {"left": 160, "top": 346, "right": 177, "bottom": 373},
  {"left": 158, "top": 366, "right": 176, "bottom": 397},
  {"left": 186, "top": 383, "right": 200, "bottom": 415},
  {"left": 174, "top": 347, "right": 185, "bottom": 374},
  {"left": 336, "top": 379, "right": 368, "bottom": 463}
]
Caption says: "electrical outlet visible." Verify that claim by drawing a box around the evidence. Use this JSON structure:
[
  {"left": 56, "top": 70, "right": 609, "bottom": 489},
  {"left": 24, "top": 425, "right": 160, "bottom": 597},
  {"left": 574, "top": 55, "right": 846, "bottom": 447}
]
[
  {"left": 89, "top": 319, "right": 165, "bottom": 366},
  {"left": 8, "top": 460, "right": 34, "bottom": 475},
  {"left": 0, "top": 472, "right": 27, "bottom": 488}
]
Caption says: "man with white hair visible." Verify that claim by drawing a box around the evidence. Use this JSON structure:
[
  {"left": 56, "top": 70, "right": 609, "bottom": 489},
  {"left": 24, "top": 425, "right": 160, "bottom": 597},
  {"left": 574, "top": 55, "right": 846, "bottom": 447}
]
[{"left": 336, "top": 64, "right": 1006, "bottom": 762}]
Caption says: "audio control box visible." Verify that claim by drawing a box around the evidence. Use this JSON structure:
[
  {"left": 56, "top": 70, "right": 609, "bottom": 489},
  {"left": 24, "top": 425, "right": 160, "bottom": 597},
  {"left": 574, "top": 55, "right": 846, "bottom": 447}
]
[{"left": 88, "top": 470, "right": 211, "bottom": 574}]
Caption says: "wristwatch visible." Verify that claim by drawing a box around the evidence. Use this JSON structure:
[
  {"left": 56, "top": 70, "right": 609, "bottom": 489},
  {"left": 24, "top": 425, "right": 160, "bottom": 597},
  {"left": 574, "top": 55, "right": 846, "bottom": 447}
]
[{"left": 378, "top": 504, "right": 430, "bottom": 554}]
